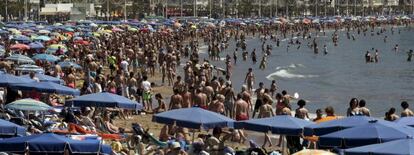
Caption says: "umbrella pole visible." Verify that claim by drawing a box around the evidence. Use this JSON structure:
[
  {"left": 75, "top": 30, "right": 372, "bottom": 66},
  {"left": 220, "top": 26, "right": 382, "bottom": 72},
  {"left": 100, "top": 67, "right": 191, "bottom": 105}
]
[{"left": 192, "top": 130, "right": 196, "bottom": 143}]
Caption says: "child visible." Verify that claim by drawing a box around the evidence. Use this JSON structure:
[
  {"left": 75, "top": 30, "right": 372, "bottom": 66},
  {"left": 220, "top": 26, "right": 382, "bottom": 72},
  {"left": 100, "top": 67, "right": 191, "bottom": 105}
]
[{"left": 153, "top": 93, "right": 166, "bottom": 113}]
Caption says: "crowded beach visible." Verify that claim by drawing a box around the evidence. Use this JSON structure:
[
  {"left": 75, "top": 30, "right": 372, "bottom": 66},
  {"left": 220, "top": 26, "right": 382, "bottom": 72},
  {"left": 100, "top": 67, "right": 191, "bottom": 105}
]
[{"left": 0, "top": 15, "right": 413, "bottom": 155}]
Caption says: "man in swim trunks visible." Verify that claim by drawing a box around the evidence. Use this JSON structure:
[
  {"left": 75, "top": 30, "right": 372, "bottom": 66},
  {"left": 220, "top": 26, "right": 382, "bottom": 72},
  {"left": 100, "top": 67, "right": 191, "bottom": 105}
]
[
  {"left": 234, "top": 94, "right": 249, "bottom": 121},
  {"left": 194, "top": 88, "right": 208, "bottom": 109},
  {"left": 244, "top": 68, "right": 255, "bottom": 94}
]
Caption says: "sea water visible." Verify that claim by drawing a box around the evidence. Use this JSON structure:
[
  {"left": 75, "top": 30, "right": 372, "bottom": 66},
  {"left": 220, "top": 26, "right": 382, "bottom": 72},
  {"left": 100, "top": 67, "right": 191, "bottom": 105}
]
[{"left": 200, "top": 26, "right": 414, "bottom": 117}]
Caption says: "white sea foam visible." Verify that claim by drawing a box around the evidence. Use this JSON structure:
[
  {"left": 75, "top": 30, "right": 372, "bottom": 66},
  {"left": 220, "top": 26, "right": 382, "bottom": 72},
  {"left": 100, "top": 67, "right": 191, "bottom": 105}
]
[{"left": 267, "top": 64, "right": 317, "bottom": 79}]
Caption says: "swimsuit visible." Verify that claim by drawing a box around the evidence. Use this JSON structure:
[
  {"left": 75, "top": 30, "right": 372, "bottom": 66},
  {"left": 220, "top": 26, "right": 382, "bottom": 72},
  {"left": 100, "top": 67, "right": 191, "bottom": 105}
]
[
  {"left": 68, "top": 82, "right": 75, "bottom": 88},
  {"left": 143, "top": 91, "right": 152, "bottom": 101},
  {"left": 236, "top": 114, "right": 249, "bottom": 121}
]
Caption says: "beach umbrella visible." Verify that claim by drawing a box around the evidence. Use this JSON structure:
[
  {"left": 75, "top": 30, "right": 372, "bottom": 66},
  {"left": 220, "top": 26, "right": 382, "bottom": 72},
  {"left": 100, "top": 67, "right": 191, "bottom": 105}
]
[
  {"left": 10, "top": 81, "right": 80, "bottom": 96},
  {"left": 152, "top": 107, "right": 234, "bottom": 129},
  {"left": 32, "top": 53, "right": 59, "bottom": 62},
  {"left": 34, "top": 35, "right": 51, "bottom": 41},
  {"left": 6, "top": 98, "right": 52, "bottom": 111},
  {"left": 20, "top": 73, "right": 63, "bottom": 84},
  {"left": 6, "top": 54, "right": 35, "bottom": 64},
  {"left": 395, "top": 116, "right": 414, "bottom": 127},
  {"left": 65, "top": 92, "right": 141, "bottom": 109},
  {"left": 345, "top": 138, "right": 414, "bottom": 155},
  {"left": 46, "top": 44, "right": 67, "bottom": 54},
  {"left": 0, "top": 119, "right": 26, "bottom": 137},
  {"left": 234, "top": 115, "right": 314, "bottom": 135},
  {"left": 0, "top": 45, "right": 5, "bottom": 56},
  {"left": 10, "top": 43, "right": 30, "bottom": 50},
  {"left": 28, "top": 42, "right": 44, "bottom": 49},
  {"left": 293, "top": 149, "right": 337, "bottom": 155},
  {"left": 12, "top": 35, "right": 31, "bottom": 43},
  {"left": 15, "top": 64, "right": 44, "bottom": 73},
  {"left": 0, "top": 29, "right": 9, "bottom": 34},
  {"left": 319, "top": 120, "right": 414, "bottom": 148},
  {"left": 57, "top": 61, "right": 82, "bottom": 69},
  {"left": 73, "top": 36, "right": 83, "bottom": 40},
  {"left": 64, "top": 27, "right": 75, "bottom": 32},
  {"left": 0, "top": 133, "right": 111, "bottom": 154},
  {"left": 0, "top": 73, "right": 35, "bottom": 87},
  {"left": 304, "top": 116, "right": 376, "bottom": 136},
  {"left": 74, "top": 40, "right": 90, "bottom": 45},
  {"left": 112, "top": 27, "right": 124, "bottom": 32},
  {"left": 38, "top": 29, "right": 51, "bottom": 34}
]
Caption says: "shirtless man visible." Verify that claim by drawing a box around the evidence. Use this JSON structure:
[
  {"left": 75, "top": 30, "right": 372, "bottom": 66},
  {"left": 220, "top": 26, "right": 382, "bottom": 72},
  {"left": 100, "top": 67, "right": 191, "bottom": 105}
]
[
  {"left": 181, "top": 88, "right": 192, "bottom": 108},
  {"left": 252, "top": 82, "right": 265, "bottom": 118},
  {"left": 258, "top": 94, "right": 275, "bottom": 147},
  {"left": 235, "top": 94, "right": 249, "bottom": 121},
  {"left": 244, "top": 68, "right": 255, "bottom": 93},
  {"left": 194, "top": 88, "right": 208, "bottom": 109},
  {"left": 401, "top": 101, "right": 414, "bottom": 117},
  {"left": 295, "top": 100, "right": 310, "bottom": 120},
  {"left": 169, "top": 89, "right": 183, "bottom": 110},
  {"left": 241, "top": 85, "right": 253, "bottom": 111},
  {"left": 234, "top": 94, "right": 248, "bottom": 143},
  {"left": 221, "top": 82, "right": 236, "bottom": 118}
]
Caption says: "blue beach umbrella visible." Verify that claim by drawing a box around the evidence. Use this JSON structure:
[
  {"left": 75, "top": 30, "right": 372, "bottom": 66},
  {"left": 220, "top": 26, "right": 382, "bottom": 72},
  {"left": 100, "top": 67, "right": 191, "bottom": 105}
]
[
  {"left": 10, "top": 81, "right": 80, "bottom": 96},
  {"left": 65, "top": 92, "right": 141, "bottom": 109},
  {"left": 0, "top": 133, "right": 111, "bottom": 154},
  {"left": 34, "top": 35, "right": 51, "bottom": 41},
  {"left": 6, "top": 54, "right": 35, "bottom": 64},
  {"left": 32, "top": 53, "right": 59, "bottom": 62},
  {"left": 28, "top": 42, "right": 44, "bottom": 49},
  {"left": 152, "top": 107, "right": 234, "bottom": 129},
  {"left": 304, "top": 116, "right": 376, "bottom": 136},
  {"left": 57, "top": 61, "right": 82, "bottom": 69},
  {"left": 235, "top": 115, "right": 314, "bottom": 135},
  {"left": 0, "top": 73, "right": 35, "bottom": 87},
  {"left": 15, "top": 64, "right": 44, "bottom": 73},
  {"left": 345, "top": 138, "right": 414, "bottom": 155},
  {"left": 0, "top": 45, "right": 5, "bottom": 56},
  {"left": 12, "top": 35, "right": 31, "bottom": 43},
  {"left": 395, "top": 116, "right": 414, "bottom": 127},
  {"left": 20, "top": 73, "right": 63, "bottom": 84},
  {"left": 6, "top": 98, "right": 52, "bottom": 111},
  {"left": 0, "top": 119, "right": 26, "bottom": 137},
  {"left": 319, "top": 120, "right": 414, "bottom": 148}
]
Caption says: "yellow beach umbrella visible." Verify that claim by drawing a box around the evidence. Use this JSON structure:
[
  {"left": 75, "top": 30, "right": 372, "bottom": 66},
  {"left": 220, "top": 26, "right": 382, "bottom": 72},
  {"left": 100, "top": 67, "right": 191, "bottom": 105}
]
[{"left": 292, "top": 149, "right": 337, "bottom": 155}]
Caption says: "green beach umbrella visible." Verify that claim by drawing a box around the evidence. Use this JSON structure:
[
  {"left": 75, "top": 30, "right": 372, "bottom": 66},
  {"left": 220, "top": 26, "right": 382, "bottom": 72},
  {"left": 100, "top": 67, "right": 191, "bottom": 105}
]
[{"left": 6, "top": 98, "right": 52, "bottom": 111}]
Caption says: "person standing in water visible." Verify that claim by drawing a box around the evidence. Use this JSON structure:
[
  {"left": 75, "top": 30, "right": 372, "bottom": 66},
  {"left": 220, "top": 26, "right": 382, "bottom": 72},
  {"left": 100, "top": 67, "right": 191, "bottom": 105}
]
[
  {"left": 259, "top": 54, "right": 267, "bottom": 70},
  {"left": 251, "top": 49, "right": 257, "bottom": 64},
  {"left": 365, "top": 51, "right": 371, "bottom": 63},
  {"left": 244, "top": 68, "right": 255, "bottom": 93},
  {"left": 407, "top": 50, "right": 413, "bottom": 62},
  {"left": 394, "top": 44, "right": 399, "bottom": 53},
  {"left": 374, "top": 50, "right": 379, "bottom": 63}
]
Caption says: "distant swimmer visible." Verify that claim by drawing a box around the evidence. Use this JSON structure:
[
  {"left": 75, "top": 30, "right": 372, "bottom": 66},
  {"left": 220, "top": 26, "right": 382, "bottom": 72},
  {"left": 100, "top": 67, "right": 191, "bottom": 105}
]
[
  {"left": 394, "top": 44, "right": 399, "bottom": 53},
  {"left": 259, "top": 54, "right": 268, "bottom": 70},
  {"left": 408, "top": 50, "right": 413, "bottom": 62},
  {"left": 365, "top": 51, "right": 372, "bottom": 63},
  {"left": 374, "top": 50, "right": 379, "bottom": 63},
  {"left": 251, "top": 49, "right": 257, "bottom": 64}
]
